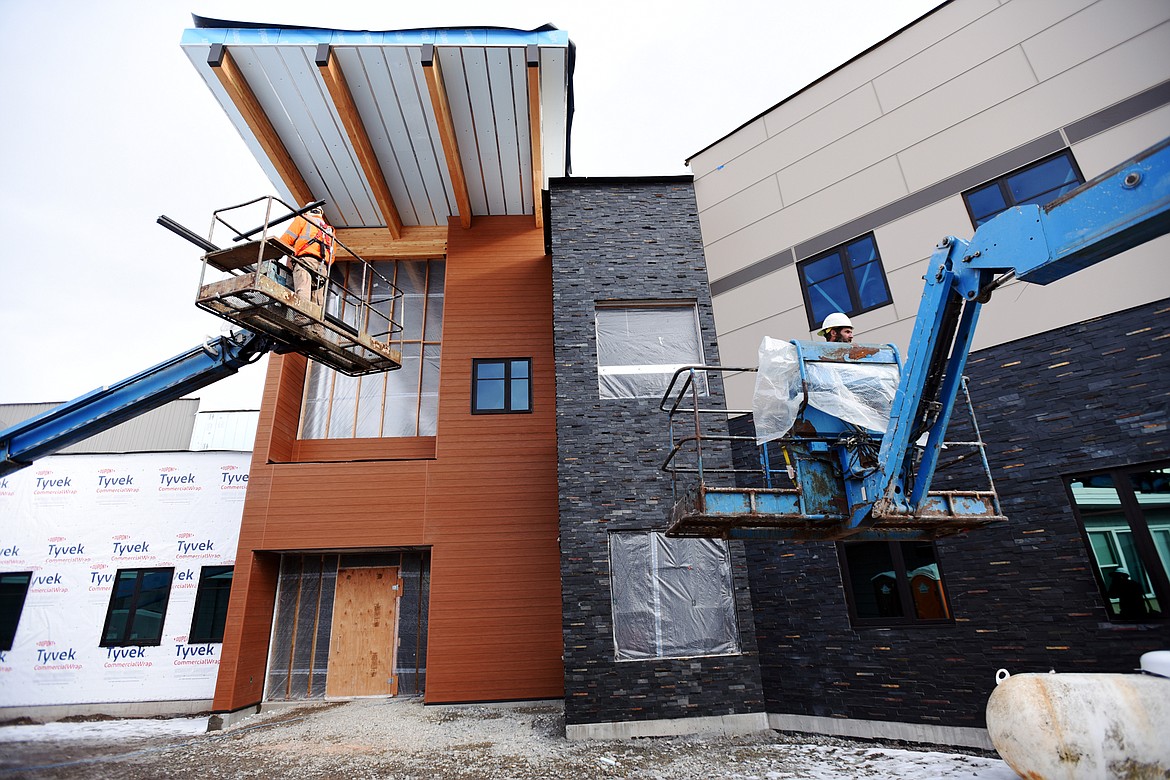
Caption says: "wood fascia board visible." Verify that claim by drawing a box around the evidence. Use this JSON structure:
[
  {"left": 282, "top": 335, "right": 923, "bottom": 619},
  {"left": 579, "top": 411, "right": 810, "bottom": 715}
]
[
  {"left": 208, "top": 44, "right": 314, "bottom": 207},
  {"left": 315, "top": 45, "right": 404, "bottom": 240},
  {"left": 421, "top": 45, "right": 472, "bottom": 229},
  {"left": 526, "top": 45, "right": 544, "bottom": 229},
  {"left": 335, "top": 226, "right": 448, "bottom": 259}
]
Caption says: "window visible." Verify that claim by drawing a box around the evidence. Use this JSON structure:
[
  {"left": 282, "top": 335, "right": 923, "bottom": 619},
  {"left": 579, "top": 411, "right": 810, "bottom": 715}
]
[
  {"left": 472, "top": 359, "right": 531, "bottom": 414},
  {"left": 838, "top": 542, "right": 951, "bottom": 625},
  {"left": 188, "top": 566, "right": 234, "bottom": 644},
  {"left": 1066, "top": 463, "right": 1169, "bottom": 622},
  {"left": 595, "top": 303, "right": 705, "bottom": 400},
  {"left": 798, "top": 234, "right": 892, "bottom": 328},
  {"left": 609, "top": 532, "right": 739, "bottom": 660},
  {"left": 301, "top": 260, "right": 444, "bottom": 439},
  {"left": 963, "top": 150, "right": 1084, "bottom": 227},
  {"left": 0, "top": 572, "right": 32, "bottom": 651},
  {"left": 101, "top": 568, "right": 174, "bottom": 647}
]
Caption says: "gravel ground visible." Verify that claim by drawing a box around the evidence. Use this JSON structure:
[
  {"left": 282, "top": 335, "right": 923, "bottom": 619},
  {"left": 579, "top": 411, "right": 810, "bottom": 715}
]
[{"left": 0, "top": 698, "right": 1018, "bottom": 779}]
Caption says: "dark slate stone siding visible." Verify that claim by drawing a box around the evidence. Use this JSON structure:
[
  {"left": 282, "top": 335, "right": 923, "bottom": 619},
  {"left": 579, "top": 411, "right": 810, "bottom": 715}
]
[
  {"left": 549, "top": 179, "right": 765, "bottom": 727},
  {"left": 741, "top": 299, "right": 1170, "bottom": 727}
]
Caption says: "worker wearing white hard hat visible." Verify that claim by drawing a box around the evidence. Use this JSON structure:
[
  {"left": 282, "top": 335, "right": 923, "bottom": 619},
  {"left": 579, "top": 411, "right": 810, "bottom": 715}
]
[{"left": 818, "top": 312, "right": 854, "bottom": 343}]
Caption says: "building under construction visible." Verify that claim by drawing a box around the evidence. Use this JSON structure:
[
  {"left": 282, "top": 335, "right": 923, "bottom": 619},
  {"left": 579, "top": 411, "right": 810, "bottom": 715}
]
[{"left": 1, "top": 0, "right": 1168, "bottom": 748}]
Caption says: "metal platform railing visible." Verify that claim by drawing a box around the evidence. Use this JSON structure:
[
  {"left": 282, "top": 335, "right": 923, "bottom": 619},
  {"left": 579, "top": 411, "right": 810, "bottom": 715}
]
[
  {"left": 193, "top": 196, "right": 403, "bottom": 376},
  {"left": 659, "top": 364, "right": 1003, "bottom": 541}
]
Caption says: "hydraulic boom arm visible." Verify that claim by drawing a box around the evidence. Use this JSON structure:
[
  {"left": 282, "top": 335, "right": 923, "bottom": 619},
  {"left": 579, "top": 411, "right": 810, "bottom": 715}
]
[
  {"left": 0, "top": 329, "right": 273, "bottom": 478},
  {"left": 859, "top": 136, "right": 1170, "bottom": 528}
]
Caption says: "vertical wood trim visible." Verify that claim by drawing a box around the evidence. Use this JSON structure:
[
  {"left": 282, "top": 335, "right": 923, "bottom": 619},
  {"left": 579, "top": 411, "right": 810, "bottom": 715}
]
[
  {"left": 286, "top": 557, "right": 302, "bottom": 700},
  {"left": 422, "top": 48, "right": 473, "bottom": 229},
  {"left": 316, "top": 47, "right": 404, "bottom": 238},
  {"left": 209, "top": 47, "right": 314, "bottom": 207},
  {"left": 307, "top": 556, "right": 325, "bottom": 697},
  {"left": 527, "top": 51, "right": 544, "bottom": 229}
]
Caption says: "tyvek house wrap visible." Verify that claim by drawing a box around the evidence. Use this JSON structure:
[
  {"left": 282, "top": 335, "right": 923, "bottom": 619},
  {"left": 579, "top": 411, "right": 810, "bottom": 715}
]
[{"left": 0, "top": 451, "right": 248, "bottom": 709}]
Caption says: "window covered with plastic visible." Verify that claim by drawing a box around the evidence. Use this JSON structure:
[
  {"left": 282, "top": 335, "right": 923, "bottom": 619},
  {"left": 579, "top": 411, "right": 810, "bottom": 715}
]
[
  {"left": 595, "top": 303, "right": 705, "bottom": 399},
  {"left": 609, "top": 532, "right": 739, "bottom": 661},
  {"left": 301, "top": 260, "right": 444, "bottom": 439},
  {"left": 752, "top": 337, "right": 899, "bottom": 444}
]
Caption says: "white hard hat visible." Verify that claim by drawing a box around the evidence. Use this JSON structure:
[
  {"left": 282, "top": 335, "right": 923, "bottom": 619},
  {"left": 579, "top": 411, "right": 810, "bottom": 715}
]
[{"left": 818, "top": 312, "right": 853, "bottom": 337}]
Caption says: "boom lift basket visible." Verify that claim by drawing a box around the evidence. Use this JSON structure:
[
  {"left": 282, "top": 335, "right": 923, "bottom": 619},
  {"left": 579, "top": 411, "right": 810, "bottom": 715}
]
[
  {"left": 660, "top": 349, "right": 1005, "bottom": 543},
  {"left": 193, "top": 196, "right": 403, "bottom": 377}
]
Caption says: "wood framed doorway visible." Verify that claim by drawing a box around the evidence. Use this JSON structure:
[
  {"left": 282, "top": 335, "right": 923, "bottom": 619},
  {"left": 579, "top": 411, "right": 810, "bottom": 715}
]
[{"left": 325, "top": 566, "right": 402, "bottom": 697}]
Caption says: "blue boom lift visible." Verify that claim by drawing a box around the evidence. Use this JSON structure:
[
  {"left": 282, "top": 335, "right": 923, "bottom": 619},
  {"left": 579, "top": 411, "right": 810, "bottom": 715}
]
[
  {"left": 663, "top": 136, "right": 1170, "bottom": 542},
  {"left": 0, "top": 198, "right": 402, "bottom": 478}
]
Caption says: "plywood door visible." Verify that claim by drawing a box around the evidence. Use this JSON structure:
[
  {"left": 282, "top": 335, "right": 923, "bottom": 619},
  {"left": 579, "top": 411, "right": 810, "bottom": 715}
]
[{"left": 326, "top": 567, "right": 400, "bottom": 697}]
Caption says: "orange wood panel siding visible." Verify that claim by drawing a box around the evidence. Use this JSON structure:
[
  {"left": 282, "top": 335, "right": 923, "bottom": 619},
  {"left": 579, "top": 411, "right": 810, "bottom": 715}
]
[{"left": 215, "top": 216, "right": 563, "bottom": 710}]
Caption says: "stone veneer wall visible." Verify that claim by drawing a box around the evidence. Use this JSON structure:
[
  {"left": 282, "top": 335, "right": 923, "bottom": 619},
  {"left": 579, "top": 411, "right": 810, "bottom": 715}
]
[
  {"left": 740, "top": 298, "right": 1170, "bottom": 728},
  {"left": 549, "top": 177, "right": 766, "bottom": 727}
]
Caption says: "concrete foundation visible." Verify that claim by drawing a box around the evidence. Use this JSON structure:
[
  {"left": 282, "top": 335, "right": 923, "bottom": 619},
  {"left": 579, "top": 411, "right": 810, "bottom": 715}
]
[
  {"left": 566, "top": 711, "right": 769, "bottom": 741},
  {"left": 767, "top": 713, "right": 994, "bottom": 751},
  {"left": 0, "top": 699, "right": 213, "bottom": 725}
]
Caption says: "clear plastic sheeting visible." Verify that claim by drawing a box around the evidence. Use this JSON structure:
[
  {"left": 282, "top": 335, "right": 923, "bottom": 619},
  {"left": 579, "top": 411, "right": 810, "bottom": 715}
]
[
  {"left": 752, "top": 337, "right": 900, "bottom": 443},
  {"left": 751, "top": 337, "right": 803, "bottom": 444},
  {"left": 609, "top": 532, "right": 739, "bottom": 661},
  {"left": 595, "top": 305, "right": 705, "bottom": 399},
  {"left": 266, "top": 555, "right": 338, "bottom": 701}
]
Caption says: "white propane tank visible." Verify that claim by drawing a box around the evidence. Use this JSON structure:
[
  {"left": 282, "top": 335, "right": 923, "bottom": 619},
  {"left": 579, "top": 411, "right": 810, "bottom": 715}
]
[{"left": 986, "top": 667, "right": 1170, "bottom": 779}]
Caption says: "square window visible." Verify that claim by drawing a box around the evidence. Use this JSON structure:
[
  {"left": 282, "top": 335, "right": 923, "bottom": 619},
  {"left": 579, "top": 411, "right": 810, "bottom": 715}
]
[
  {"left": 472, "top": 358, "right": 532, "bottom": 414},
  {"left": 595, "top": 303, "right": 706, "bottom": 400},
  {"left": 962, "top": 150, "right": 1084, "bottom": 227},
  {"left": 838, "top": 541, "right": 951, "bottom": 625},
  {"left": 1066, "top": 463, "right": 1169, "bottom": 622},
  {"left": 609, "top": 532, "right": 740, "bottom": 660},
  {"left": 0, "top": 572, "right": 32, "bottom": 651},
  {"left": 188, "top": 566, "right": 234, "bottom": 644},
  {"left": 798, "top": 234, "right": 892, "bottom": 329},
  {"left": 101, "top": 568, "right": 175, "bottom": 647}
]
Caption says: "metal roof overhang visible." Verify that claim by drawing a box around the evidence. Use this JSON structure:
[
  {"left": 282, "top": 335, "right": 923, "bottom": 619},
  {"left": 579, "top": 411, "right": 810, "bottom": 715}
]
[{"left": 181, "top": 21, "right": 573, "bottom": 253}]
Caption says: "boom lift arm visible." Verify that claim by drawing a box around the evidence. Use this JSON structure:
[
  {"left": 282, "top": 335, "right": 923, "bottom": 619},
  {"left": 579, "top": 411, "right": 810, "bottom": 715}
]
[{"left": 0, "top": 329, "right": 273, "bottom": 478}]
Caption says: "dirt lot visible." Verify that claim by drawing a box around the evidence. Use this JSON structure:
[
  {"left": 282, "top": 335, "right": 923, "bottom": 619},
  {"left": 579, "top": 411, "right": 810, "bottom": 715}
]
[{"left": 0, "top": 698, "right": 1016, "bottom": 779}]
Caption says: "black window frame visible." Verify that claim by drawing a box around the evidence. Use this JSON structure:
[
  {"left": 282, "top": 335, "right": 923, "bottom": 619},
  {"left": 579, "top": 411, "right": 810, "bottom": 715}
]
[
  {"left": 797, "top": 233, "right": 893, "bottom": 329},
  {"left": 188, "top": 566, "right": 234, "bottom": 644},
  {"left": 471, "top": 358, "right": 533, "bottom": 415},
  {"left": 1064, "top": 460, "right": 1170, "bottom": 623},
  {"left": 100, "top": 567, "right": 175, "bottom": 648},
  {"left": 837, "top": 541, "right": 953, "bottom": 627},
  {"left": 961, "top": 149, "right": 1085, "bottom": 228},
  {"left": 0, "top": 571, "right": 32, "bottom": 652}
]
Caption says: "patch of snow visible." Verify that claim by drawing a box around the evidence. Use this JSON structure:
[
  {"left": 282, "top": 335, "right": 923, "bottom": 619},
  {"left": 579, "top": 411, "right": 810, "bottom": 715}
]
[{"left": 0, "top": 717, "right": 207, "bottom": 743}]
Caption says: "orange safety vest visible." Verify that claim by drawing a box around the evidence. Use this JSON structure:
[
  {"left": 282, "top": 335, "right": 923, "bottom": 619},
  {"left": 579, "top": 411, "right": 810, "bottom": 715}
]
[{"left": 279, "top": 215, "right": 334, "bottom": 264}]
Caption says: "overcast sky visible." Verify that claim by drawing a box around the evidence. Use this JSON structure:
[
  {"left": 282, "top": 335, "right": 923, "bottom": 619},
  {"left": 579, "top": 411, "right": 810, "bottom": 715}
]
[{"left": 0, "top": 0, "right": 939, "bottom": 412}]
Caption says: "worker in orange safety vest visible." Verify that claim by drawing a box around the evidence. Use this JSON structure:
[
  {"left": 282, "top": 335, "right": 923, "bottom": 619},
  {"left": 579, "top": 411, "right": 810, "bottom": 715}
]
[{"left": 278, "top": 204, "right": 335, "bottom": 314}]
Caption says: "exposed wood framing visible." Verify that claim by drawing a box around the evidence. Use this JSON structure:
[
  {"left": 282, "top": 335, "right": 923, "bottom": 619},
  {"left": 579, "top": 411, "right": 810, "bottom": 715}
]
[
  {"left": 335, "top": 226, "right": 448, "bottom": 259},
  {"left": 526, "top": 45, "right": 544, "bottom": 229},
  {"left": 421, "top": 45, "right": 472, "bottom": 229},
  {"left": 315, "top": 45, "right": 404, "bottom": 240},
  {"left": 208, "top": 45, "right": 314, "bottom": 207}
]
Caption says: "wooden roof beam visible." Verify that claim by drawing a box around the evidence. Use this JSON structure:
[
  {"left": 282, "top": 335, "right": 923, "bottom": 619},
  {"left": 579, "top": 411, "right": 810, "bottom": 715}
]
[
  {"left": 335, "top": 225, "right": 447, "bottom": 260},
  {"left": 526, "top": 45, "right": 544, "bottom": 229},
  {"left": 315, "top": 45, "right": 404, "bottom": 240},
  {"left": 421, "top": 45, "right": 472, "bottom": 229},
  {"left": 207, "top": 44, "right": 314, "bottom": 208}
]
